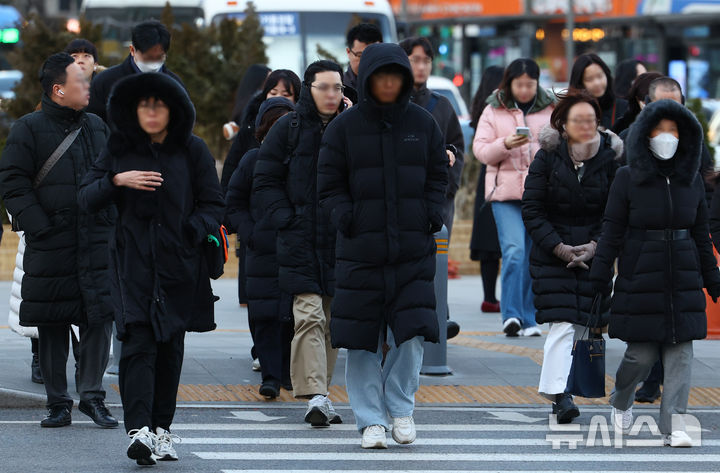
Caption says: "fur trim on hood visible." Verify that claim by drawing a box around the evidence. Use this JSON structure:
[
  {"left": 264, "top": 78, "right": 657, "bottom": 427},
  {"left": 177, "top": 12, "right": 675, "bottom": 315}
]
[
  {"left": 538, "top": 125, "right": 624, "bottom": 159},
  {"left": 106, "top": 72, "right": 195, "bottom": 155},
  {"left": 625, "top": 99, "right": 702, "bottom": 184}
]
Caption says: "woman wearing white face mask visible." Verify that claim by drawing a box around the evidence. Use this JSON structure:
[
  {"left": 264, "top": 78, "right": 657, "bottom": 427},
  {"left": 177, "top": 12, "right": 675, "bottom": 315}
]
[{"left": 590, "top": 99, "right": 720, "bottom": 447}]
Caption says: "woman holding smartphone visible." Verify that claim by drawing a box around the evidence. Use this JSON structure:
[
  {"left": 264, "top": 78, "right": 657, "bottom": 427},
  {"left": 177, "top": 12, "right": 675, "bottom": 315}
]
[{"left": 473, "top": 58, "right": 555, "bottom": 337}]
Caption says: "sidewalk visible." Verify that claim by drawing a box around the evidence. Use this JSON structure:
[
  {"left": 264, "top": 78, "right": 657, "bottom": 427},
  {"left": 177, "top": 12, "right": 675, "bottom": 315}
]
[{"left": 2, "top": 276, "right": 720, "bottom": 407}]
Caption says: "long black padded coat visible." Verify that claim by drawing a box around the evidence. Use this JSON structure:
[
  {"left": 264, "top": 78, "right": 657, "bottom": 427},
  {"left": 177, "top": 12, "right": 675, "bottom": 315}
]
[
  {"left": 522, "top": 126, "right": 622, "bottom": 326},
  {"left": 0, "top": 94, "right": 114, "bottom": 327},
  {"left": 225, "top": 148, "right": 293, "bottom": 322},
  {"left": 317, "top": 43, "right": 448, "bottom": 351},
  {"left": 253, "top": 84, "right": 336, "bottom": 297},
  {"left": 589, "top": 99, "right": 720, "bottom": 343},
  {"left": 79, "top": 73, "right": 225, "bottom": 342}
]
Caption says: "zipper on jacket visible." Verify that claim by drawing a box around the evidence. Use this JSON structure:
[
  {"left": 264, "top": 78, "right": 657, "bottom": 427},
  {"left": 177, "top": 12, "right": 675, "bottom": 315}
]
[{"left": 665, "top": 176, "right": 677, "bottom": 344}]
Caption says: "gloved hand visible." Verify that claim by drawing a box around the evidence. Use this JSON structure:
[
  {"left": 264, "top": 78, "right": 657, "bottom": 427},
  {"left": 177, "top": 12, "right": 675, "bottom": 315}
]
[
  {"left": 553, "top": 243, "right": 575, "bottom": 263},
  {"left": 708, "top": 284, "right": 720, "bottom": 303},
  {"left": 566, "top": 241, "right": 597, "bottom": 270}
]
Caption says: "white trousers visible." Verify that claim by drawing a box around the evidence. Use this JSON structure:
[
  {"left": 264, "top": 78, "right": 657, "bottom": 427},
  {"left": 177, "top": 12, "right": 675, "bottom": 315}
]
[{"left": 538, "top": 322, "right": 585, "bottom": 400}]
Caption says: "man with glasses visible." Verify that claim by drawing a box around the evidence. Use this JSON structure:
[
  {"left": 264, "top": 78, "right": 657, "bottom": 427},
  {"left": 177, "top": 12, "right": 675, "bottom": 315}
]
[
  {"left": 344, "top": 23, "right": 383, "bottom": 97},
  {"left": 88, "top": 20, "right": 184, "bottom": 122},
  {"left": 254, "top": 60, "right": 350, "bottom": 427}
]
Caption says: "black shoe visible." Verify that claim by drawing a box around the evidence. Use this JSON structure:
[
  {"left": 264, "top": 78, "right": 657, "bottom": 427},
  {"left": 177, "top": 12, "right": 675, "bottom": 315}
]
[
  {"left": 553, "top": 393, "right": 580, "bottom": 424},
  {"left": 447, "top": 321, "right": 460, "bottom": 340},
  {"left": 635, "top": 384, "right": 662, "bottom": 403},
  {"left": 41, "top": 406, "right": 72, "bottom": 428},
  {"left": 78, "top": 399, "right": 119, "bottom": 428},
  {"left": 259, "top": 380, "right": 280, "bottom": 399},
  {"left": 31, "top": 355, "right": 43, "bottom": 384}
]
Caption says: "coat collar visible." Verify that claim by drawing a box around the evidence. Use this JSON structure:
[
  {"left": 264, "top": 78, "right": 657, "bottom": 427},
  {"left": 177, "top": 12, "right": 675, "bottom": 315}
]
[{"left": 40, "top": 94, "right": 86, "bottom": 128}]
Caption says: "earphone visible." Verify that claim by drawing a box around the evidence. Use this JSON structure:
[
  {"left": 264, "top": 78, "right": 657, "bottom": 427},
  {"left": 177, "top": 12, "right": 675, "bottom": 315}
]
[{"left": 59, "top": 90, "right": 64, "bottom": 96}]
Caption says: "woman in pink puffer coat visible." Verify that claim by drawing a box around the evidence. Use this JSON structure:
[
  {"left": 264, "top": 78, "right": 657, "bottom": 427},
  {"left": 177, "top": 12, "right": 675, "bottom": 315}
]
[{"left": 473, "top": 58, "right": 555, "bottom": 338}]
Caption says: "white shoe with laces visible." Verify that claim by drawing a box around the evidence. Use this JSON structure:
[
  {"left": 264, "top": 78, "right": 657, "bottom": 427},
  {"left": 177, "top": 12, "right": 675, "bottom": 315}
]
[
  {"left": 664, "top": 430, "right": 693, "bottom": 447},
  {"left": 154, "top": 427, "right": 181, "bottom": 461},
  {"left": 522, "top": 326, "right": 542, "bottom": 337},
  {"left": 325, "top": 396, "right": 342, "bottom": 424},
  {"left": 391, "top": 416, "right": 416, "bottom": 444},
  {"left": 611, "top": 406, "right": 633, "bottom": 434},
  {"left": 304, "top": 394, "right": 330, "bottom": 427},
  {"left": 126, "top": 426, "right": 157, "bottom": 465},
  {"left": 361, "top": 425, "right": 388, "bottom": 449}
]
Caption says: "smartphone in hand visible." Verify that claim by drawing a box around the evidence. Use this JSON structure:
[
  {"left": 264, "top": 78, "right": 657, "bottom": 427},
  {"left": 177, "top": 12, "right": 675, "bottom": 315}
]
[{"left": 516, "top": 126, "right": 530, "bottom": 137}]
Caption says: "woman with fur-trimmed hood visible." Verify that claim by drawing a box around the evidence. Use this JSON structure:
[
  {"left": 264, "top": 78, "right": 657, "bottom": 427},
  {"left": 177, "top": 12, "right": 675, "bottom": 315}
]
[
  {"left": 590, "top": 99, "right": 720, "bottom": 447},
  {"left": 79, "top": 73, "right": 224, "bottom": 464},
  {"left": 522, "top": 90, "right": 622, "bottom": 424}
]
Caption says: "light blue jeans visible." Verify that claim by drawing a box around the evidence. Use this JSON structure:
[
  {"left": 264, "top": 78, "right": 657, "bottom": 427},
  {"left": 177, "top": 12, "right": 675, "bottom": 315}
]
[
  {"left": 491, "top": 201, "right": 537, "bottom": 328},
  {"left": 345, "top": 327, "right": 424, "bottom": 432}
]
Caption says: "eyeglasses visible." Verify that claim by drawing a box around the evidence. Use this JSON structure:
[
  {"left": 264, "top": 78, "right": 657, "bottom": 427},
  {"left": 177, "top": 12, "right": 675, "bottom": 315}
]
[
  {"left": 311, "top": 83, "right": 345, "bottom": 95},
  {"left": 567, "top": 118, "right": 599, "bottom": 127},
  {"left": 409, "top": 57, "right": 432, "bottom": 66},
  {"left": 348, "top": 49, "right": 363, "bottom": 58},
  {"left": 138, "top": 100, "right": 169, "bottom": 112}
]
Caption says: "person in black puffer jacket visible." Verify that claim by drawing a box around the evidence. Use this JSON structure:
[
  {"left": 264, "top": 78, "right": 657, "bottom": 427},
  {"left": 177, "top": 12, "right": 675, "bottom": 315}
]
[
  {"left": 318, "top": 43, "right": 447, "bottom": 448},
  {"left": 79, "top": 72, "right": 224, "bottom": 464},
  {"left": 522, "top": 90, "right": 622, "bottom": 424},
  {"left": 0, "top": 53, "right": 116, "bottom": 430},
  {"left": 590, "top": 99, "right": 720, "bottom": 446},
  {"left": 225, "top": 97, "right": 296, "bottom": 400},
  {"left": 253, "top": 60, "right": 352, "bottom": 427}
]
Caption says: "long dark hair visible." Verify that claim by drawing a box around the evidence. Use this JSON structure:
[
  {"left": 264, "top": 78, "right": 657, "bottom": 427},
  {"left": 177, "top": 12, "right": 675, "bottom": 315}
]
[
  {"left": 614, "top": 58, "right": 645, "bottom": 99},
  {"left": 260, "top": 69, "right": 302, "bottom": 103},
  {"left": 497, "top": 58, "right": 540, "bottom": 104},
  {"left": 470, "top": 65, "right": 504, "bottom": 130},
  {"left": 569, "top": 53, "right": 615, "bottom": 110},
  {"left": 611, "top": 71, "right": 663, "bottom": 133},
  {"left": 231, "top": 64, "right": 271, "bottom": 123}
]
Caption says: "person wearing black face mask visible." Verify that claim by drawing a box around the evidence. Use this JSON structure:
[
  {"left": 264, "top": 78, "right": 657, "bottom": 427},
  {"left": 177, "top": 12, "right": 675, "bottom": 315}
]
[{"left": 590, "top": 99, "right": 720, "bottom": 447}]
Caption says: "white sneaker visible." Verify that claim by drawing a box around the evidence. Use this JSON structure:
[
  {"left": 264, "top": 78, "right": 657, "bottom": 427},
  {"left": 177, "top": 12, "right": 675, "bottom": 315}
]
[
  {"left": 361, "top": 424, "right": 388, "bottom": 449},
  {"left": 304, "top": 394, "right": 330, "bottom": 427},
  {"left": 252, "top": 358, "right": 261, "bottom": 371},
  {"left": 325, "top": 396, "right": 342, "bottom": 424},
  {"left": 127, "top": 426, "right": 157, "bottom": 465},
  {"left": 391, "top": 416, "right": 416, "bottom": 444},
  {"left": 611, "top": 406, "right": 633, "bottom": 433},
  {"left": 522, "top": 326, "right": 542, "bottom": 337},
  {"left": 503, "top": 317, "right": 521, "bottom": 337},
  {"left": 664, "top": 430, "right": 693, "bottom": 447},
  {"left": 154, "top": 427, "right": 181, "bottom": 461}
]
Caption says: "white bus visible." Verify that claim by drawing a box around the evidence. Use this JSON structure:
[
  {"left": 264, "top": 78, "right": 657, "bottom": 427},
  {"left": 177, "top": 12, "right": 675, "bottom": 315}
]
[{"left": 203, "top": 0, "right": 397, "bottom": 73}]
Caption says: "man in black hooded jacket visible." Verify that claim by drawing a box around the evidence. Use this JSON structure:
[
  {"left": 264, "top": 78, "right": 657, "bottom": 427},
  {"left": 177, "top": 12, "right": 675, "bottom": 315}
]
[{"left": 318, "top": 43, "right": 448, "bottom": 449}]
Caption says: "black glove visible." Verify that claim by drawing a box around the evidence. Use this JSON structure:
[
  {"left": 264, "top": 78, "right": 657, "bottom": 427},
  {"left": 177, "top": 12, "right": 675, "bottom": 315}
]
[
  {"left": 429, "top": 220, "right": 442, "bottom": 234},
  {"left": 708, "top": 284, "right": 720, "bottom": 303}
]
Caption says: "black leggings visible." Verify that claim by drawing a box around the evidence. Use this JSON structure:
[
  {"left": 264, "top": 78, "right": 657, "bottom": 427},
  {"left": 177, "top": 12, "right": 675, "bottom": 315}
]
[{"left": 480, "top": 258, "right": 500, "bottom": 303}]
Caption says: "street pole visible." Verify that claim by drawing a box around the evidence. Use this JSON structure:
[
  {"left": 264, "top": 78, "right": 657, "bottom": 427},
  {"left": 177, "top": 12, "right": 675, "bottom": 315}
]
[
  {"left": 566, "top": 0, "right": 575, "bottom": 82},
  {"left": 401, "top": 0, "right": 408, "bottom": 38}
]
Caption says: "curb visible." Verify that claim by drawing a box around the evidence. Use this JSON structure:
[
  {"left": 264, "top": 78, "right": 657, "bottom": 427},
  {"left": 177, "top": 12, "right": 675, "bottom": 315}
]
[{"left": 0, "top": 387, "right": 46, "bottom": 408}]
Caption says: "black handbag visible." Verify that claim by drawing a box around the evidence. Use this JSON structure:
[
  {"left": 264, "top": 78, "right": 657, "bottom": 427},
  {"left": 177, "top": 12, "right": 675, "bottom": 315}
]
[{"left": 566, "top": 295, "right": 606, "bottom": 398}]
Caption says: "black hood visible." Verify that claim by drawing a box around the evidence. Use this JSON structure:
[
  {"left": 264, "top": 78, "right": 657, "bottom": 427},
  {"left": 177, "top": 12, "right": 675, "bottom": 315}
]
[
  {"left": 106, "top": 72, "right": 195, "bottom": 154},
  {"left": 626, "top": 99, "right": 702, "bottom": 184},
  {"left": 357, "top": 43, "right": 414, "bottom": 120}
]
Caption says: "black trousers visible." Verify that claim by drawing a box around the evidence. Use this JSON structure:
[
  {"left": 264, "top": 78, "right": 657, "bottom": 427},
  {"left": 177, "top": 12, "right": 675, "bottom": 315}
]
[
  {"left": 253, "top": 319, "right": 293, "bottom": 385},
  {"left": 38, "top": 320, "right": 112, "bottom": 409},
  {"left": 118, "top": 324, "right": 184, "bottom": 433}
]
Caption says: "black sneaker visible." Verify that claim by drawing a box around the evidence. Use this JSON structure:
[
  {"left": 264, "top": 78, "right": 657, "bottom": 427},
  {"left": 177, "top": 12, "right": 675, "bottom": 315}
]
[
  {"left": 79, "top": 399, "right": 119, "bottom": 428},
  {"left": 635, "top": 384, "right": 662, "bottom": 403},
  {"left": 31, "top": 354, "right": 43, "bottom": 384},
  {"left": 41, "top": 406, "right": 71, "bottom": 428},
  {"left": 259, "top": 380, "right": 280, "bottom": 399},
  {"left": 553, "top": 393, "right": 580, "bottom": 424},
  {"left": 447, "top": 321, "right": 460, "bottom": 340}
]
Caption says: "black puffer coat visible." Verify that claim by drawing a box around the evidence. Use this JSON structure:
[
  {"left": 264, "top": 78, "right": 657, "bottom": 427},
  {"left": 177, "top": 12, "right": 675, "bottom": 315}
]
[
  {"left": 590, "top": 99, "right": 720, "bottom": 343},
  {"left": 522, "top": 127, "right": 622, "bottom": 326},
  {"left": 225, "top": 148, "right": 293, "bottom": 322},
  {"left": 318, "top": 43, "right": 448, "bottom": 351},
  {"left": 79, "top": 73, "right": 225, "bottom": 342},
  {"left": 220, "top": 92, "right": 263, "bottom": 193},
  {"left": 253, "top": 85, "right": 336, "bottom": 297},
  {"left": 0, "top": 95, "right": 113, "bottom": 327}
]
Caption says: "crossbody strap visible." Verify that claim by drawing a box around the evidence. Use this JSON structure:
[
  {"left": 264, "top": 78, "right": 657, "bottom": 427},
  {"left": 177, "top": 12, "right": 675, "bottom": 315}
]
[{"left": 33, "top": 127, "right": 82, "bottom": 188}]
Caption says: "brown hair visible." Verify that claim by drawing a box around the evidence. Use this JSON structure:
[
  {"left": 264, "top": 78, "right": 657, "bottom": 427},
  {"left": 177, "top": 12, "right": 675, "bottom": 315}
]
[
  {"left": 255, "top": 107, "right": 291, "bottom": 143},
  {"left": 550, "top": 89, "right": 602, "bottom": 133}
]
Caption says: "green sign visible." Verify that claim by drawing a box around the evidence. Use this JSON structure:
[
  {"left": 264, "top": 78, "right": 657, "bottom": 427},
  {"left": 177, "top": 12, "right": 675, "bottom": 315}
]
[{"left": 1, "top": 28, "right": 19, "bottom": 44}]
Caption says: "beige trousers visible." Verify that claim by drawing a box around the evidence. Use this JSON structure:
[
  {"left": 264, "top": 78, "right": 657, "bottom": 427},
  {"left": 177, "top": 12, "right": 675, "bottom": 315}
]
[{"left": 290, "top": 293, "right": 338, "bottom": 398}]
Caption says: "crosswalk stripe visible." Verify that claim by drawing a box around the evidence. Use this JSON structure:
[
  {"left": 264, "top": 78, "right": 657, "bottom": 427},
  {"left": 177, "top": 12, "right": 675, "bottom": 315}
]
[
  {"left": 223, "top": 471, "right": 719, "bottom": 473},
  {"left": 195, "top": 452, "right": 720, "bottom": 461},
  {"left": 172, "top": 423, "right": 585, "bottom": 432},
  {"left": 182, "top": 437, "right": 720, "bottom": 446}
]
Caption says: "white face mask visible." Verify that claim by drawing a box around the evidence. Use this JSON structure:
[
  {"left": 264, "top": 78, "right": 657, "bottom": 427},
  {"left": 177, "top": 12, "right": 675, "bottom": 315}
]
[
  {"left": 649, "top": 133, "right": 679, "bottom": 161},
  {"left": 135, "top": 59, "right": 164, "bottom": 73}
]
